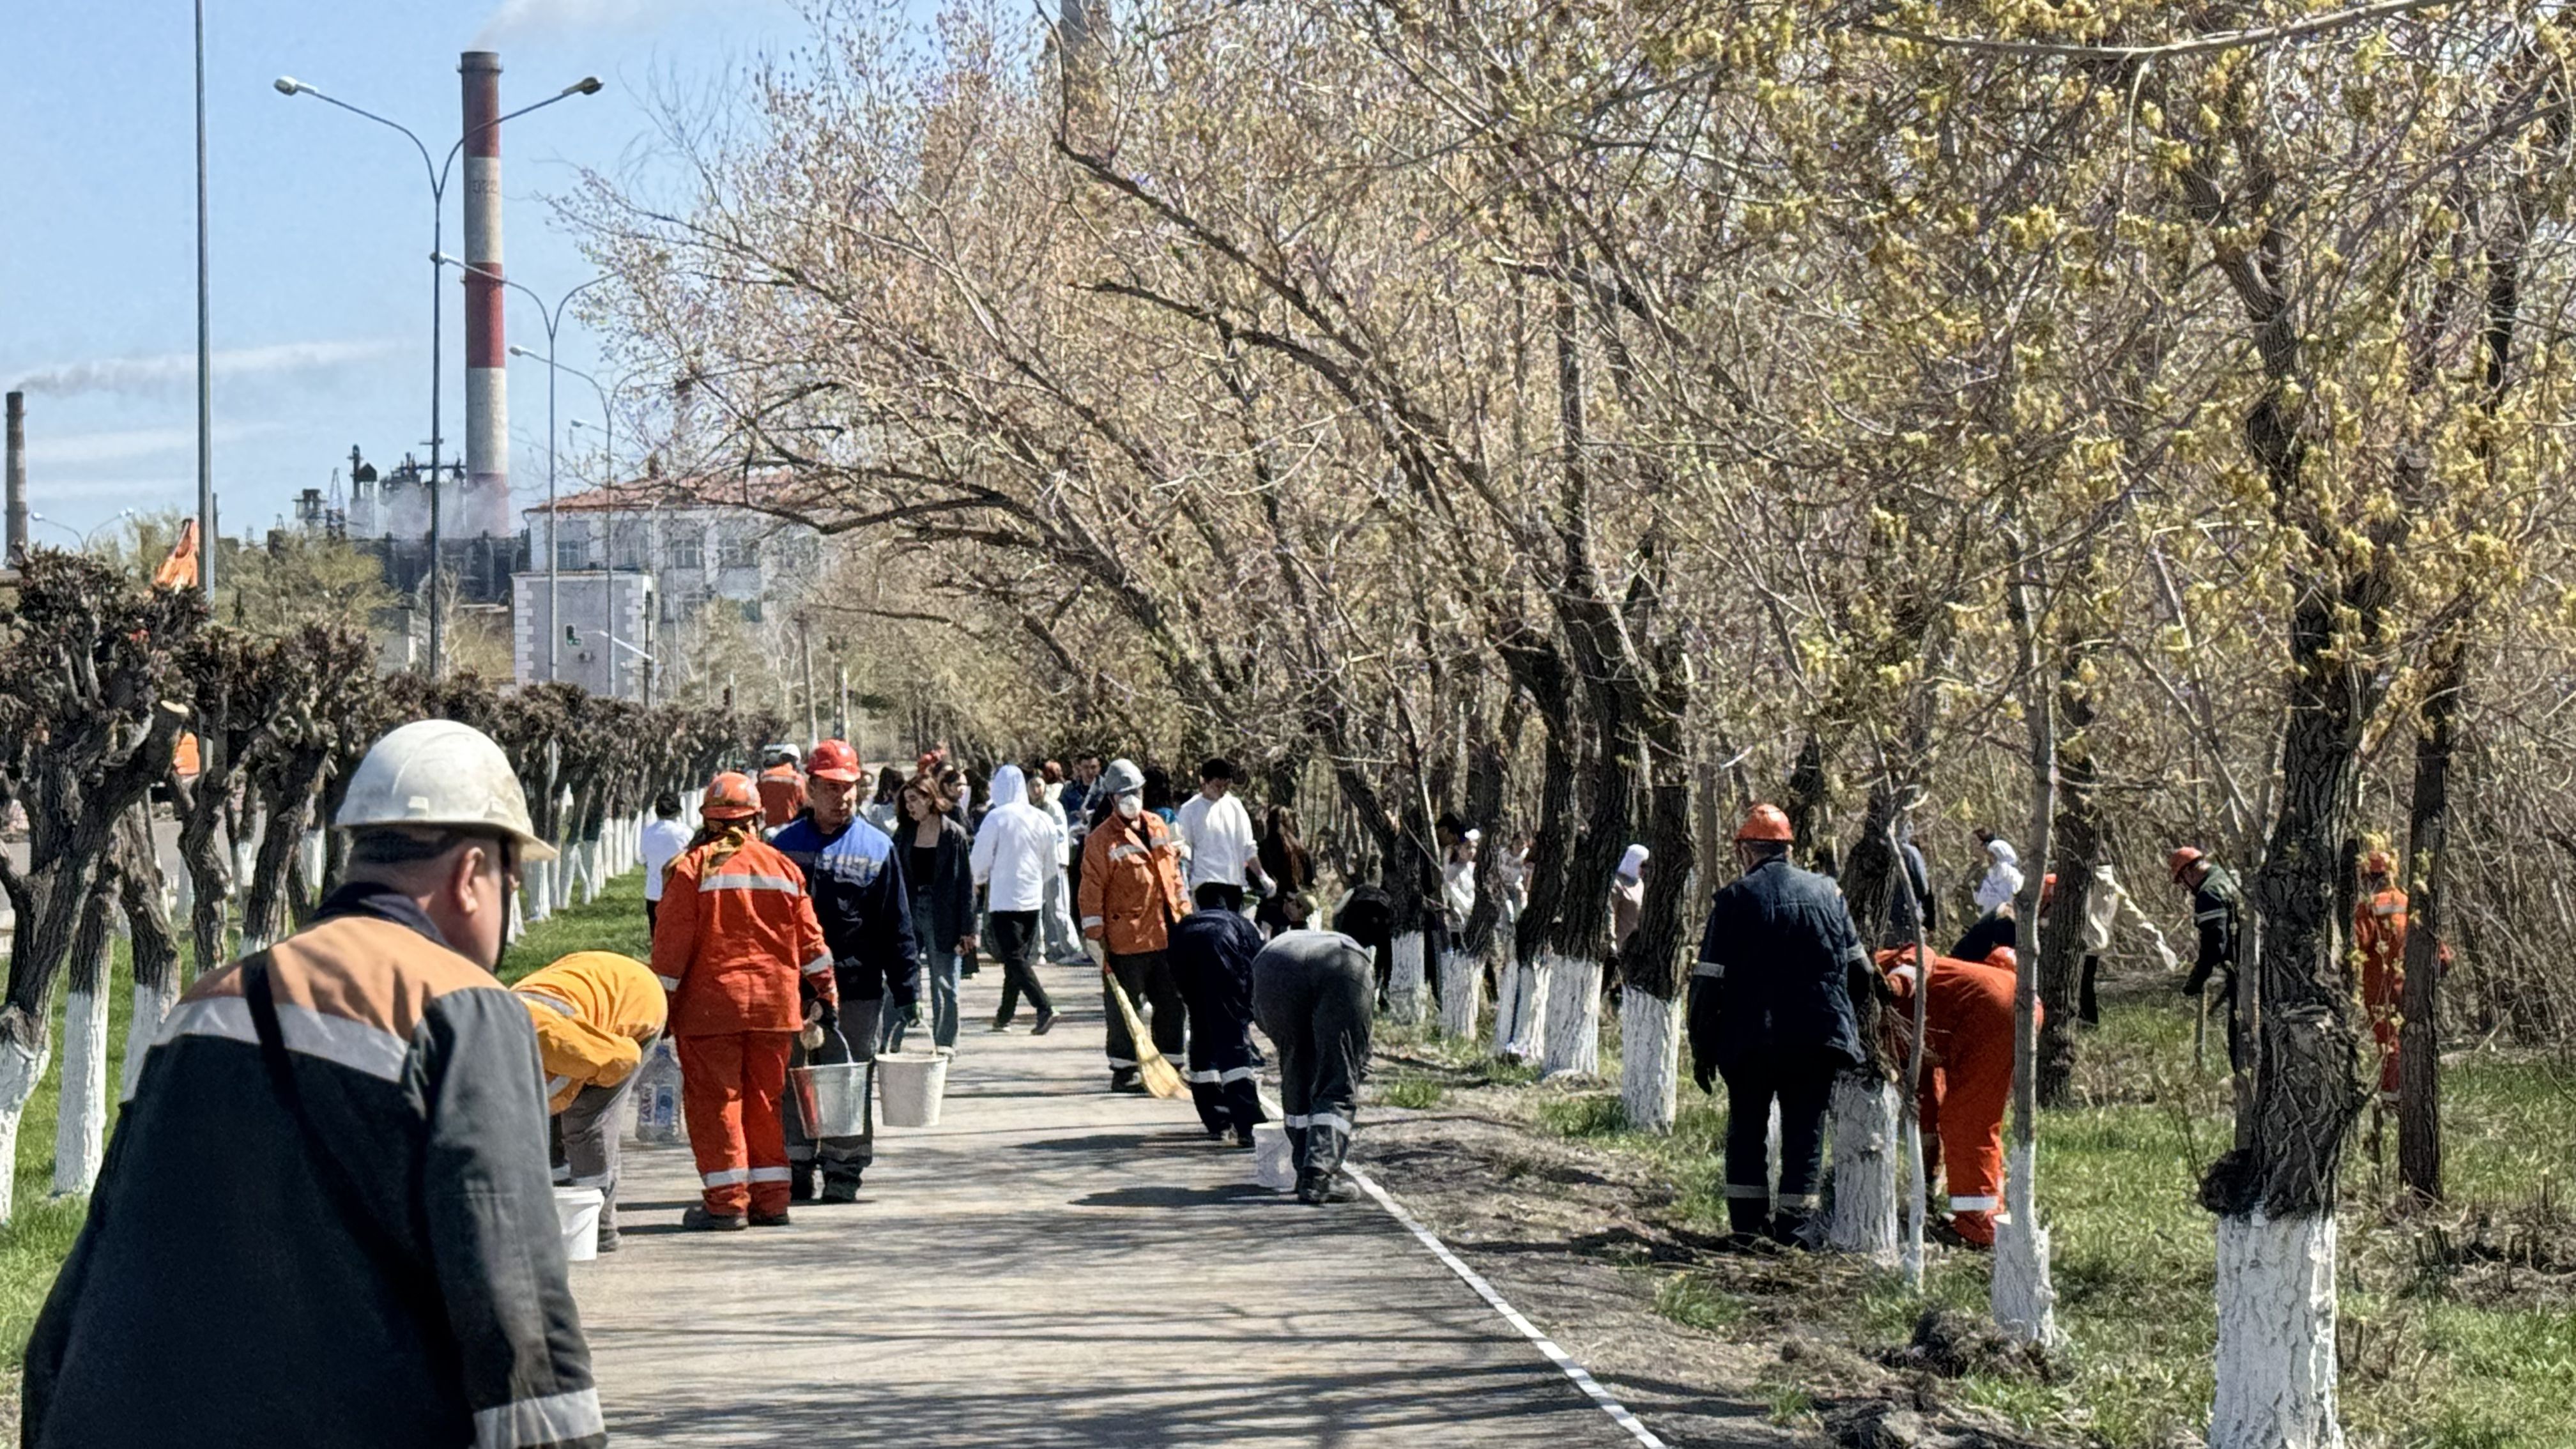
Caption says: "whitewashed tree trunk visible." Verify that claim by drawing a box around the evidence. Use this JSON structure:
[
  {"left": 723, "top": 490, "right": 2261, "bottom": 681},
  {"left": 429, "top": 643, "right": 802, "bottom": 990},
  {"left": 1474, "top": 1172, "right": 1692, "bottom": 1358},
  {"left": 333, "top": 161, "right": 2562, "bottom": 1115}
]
[
  {"left": 1489, "top": 948, "right": 1524, "bottom": 1055},
  {"left": 528, "top": 859, "right": 554, "bottom": 924},
  {"left": 121, "top": 972, "right": 180, "bottom": 1102},
  {"left": 1386, "top": 931, "right": 1427, "bottom": 1025},
  {"left": 1540, "top": 954, "right": 1602, "bottom": 1077},
  {"left": 53, "top": 981, "right": 113, "bottom": 1195},
  {"left": 1616, "top": 988, "right": 1682, "bottom": 1132},
  {"left": 2211, "top": 1212, "right": 2343, "bottom": 1449},
  {"left": 1434, "top": 949, "right": 1481, "bottom": 1039},
  {"left": 0, "top": 1029, "right": 54, "bottom": 1225},
  {"left": 1825, "top": 1071, "right": 1903, "bottom": 1262},
  {"left": 583, "top": 840, "right": 604, "bottom": 903},
  {"left": 300, "top": 829, "right": 326, "bottom": 895},
  {"left": 1505, "top": 954, "right": 1553, "bottom": 1060},
  {"left": 1993, "top": 1142, "right": 2063, "bottom": 1346}
]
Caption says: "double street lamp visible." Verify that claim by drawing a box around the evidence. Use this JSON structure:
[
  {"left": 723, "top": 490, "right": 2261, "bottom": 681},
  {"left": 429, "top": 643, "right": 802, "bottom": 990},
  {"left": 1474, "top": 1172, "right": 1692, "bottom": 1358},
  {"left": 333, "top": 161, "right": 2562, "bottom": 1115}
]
[
  {"left": 433, "top": 257, "right": 603, "bottom": 686},
  {"left": 272, "top": 69, "right": 599, "bottom": 678}
]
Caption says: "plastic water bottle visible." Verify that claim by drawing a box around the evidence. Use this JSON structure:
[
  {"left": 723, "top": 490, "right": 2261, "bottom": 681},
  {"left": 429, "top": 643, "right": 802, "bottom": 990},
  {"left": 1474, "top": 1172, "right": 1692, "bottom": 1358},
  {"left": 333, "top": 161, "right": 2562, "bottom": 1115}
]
[{"left": 634, "top": 1042, "right": 682, "bottom": 1143}]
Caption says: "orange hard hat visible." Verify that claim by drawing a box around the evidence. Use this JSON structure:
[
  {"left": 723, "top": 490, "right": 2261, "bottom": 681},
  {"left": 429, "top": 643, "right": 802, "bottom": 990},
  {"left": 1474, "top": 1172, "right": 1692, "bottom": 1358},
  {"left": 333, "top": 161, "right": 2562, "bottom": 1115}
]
[
  {"left": 2363, "top": 849, "right": 2395, "bottom": 877},
  {"left": 2041, "top": 872, "right": 2058, "bottom": 906},
  {"left": 702, "top": 772, "right": 761, "bottom": 820},
  {"left": 2168, "top": 846, "right": 2205, "bottom": 882},
  {"left": 1735, "top": 804, "right": 1794, "bottom": 843},
  {"left": 1984, "top": 946, "right": 2018, "bottom": 971},
  {"left": 807, "top": 739, "right": 862, "bottom": 784}
]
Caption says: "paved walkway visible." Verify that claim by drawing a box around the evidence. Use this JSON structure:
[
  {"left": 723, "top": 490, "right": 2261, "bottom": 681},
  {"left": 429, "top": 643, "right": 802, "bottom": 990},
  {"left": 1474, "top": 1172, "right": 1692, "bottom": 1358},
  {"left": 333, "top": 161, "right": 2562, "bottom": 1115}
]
[{"left": 572, "top": 958, "right": 1638, "bottom": 1446}]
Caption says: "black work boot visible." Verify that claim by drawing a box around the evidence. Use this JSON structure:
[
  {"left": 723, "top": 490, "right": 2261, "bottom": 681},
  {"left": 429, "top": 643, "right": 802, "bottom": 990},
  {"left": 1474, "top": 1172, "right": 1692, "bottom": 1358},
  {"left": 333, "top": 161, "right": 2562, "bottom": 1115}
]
[
  {"left": 821, "top": 1173, "right": 863, "bottom": 1204},
  {"left": 1296, "top": 1170, "right": 1359, "bottom": 1205},
  {"left": 681, "top": 1206, "right": 747, "bottom": 1232},
  {"left": 749, "top": 1206, "right": 793, "bottom": 1228},
  {"left": 1724, "top": 1193, "right": 1772, "bottom": 1250},
  {"left": 1032, "top": 1010, "right": 1057, "bottom": 1036},
  {"left": 1109, "top": 1067, "right": 1141, "bottom": 1092},
  {"left": 790, "top": 1164, "right": 817, "bottom": 1203}
]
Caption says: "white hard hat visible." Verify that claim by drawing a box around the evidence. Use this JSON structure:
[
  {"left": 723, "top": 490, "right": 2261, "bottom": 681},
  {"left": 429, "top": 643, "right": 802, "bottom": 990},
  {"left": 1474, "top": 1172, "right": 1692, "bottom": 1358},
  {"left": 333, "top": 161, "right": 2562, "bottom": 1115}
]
[
  {"left": 1098, "top": 758, "right": 1146, "bottom": 797},
  {"left": 335, "top": 719, "right": 558, "bottom": 862}
]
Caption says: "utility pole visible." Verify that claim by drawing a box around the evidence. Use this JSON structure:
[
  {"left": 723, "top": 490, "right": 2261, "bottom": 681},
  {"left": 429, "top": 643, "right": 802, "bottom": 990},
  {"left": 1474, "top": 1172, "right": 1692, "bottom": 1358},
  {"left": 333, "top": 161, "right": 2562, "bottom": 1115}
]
[
  {"left": 838, "top": 664, "right": 849, "bottom": 743},
  {"left": 195, "top": 0, "right": 215, "bottom": 601},
  {"left": 799, "top": 617, "right": 818, "bottom": 749}
]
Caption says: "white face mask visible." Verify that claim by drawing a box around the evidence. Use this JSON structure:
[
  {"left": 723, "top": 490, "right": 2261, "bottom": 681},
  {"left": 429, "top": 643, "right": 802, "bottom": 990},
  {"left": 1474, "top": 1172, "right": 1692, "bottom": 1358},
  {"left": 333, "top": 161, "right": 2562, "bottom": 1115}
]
[{"left": 1116, "top": 794, "right": 1144, "bottom": 820}]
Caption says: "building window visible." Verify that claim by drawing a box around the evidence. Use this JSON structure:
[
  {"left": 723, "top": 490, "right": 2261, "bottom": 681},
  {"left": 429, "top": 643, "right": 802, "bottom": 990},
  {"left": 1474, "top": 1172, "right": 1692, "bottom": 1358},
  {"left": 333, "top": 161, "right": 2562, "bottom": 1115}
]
[
  {"left": 615, "top": 537, "right": 648, "bottom": 572},
  {"left": 718, "top": 533, "right": 761, "bottom": 571},
  {"left": 555, "top": 540, "right": 586, "bottom": 571},
  {"left": 668, "top": 533, "right": 704, "bottom": 571}
]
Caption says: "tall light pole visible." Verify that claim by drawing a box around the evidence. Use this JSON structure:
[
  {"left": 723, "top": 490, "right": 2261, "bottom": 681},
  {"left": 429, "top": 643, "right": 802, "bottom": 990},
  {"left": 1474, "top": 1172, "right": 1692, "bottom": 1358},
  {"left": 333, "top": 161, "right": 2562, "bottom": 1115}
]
[
  {"left": 272, "top": 69, "right": 599, "bottom": 677},
  {"left": 195, "top": 0, "right": 214, "bottom": 602},
  {"left": 526, "top": 356, "right": 621, "bottom": 693},
  {"left": 442, "top": 260, "right": 601, "bottom": 684}
]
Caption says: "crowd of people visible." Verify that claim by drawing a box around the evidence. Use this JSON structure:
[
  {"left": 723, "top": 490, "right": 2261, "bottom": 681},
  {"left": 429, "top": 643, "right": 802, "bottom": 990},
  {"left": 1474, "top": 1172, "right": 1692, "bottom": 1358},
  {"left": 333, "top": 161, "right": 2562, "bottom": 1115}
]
[{"left": 16, "top": 714, "right": 2448, "bottom": 1445}]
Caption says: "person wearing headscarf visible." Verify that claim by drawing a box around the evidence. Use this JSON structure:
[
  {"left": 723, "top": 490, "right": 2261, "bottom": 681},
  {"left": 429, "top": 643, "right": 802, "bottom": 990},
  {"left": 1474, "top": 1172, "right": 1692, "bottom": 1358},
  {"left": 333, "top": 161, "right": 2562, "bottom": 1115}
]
[
  {"left": 1610, "top": 843, "right": 1650, "bottom": 960},
  {"left": 1951, "top": 833, "right": 2024, "bottom": 962}
]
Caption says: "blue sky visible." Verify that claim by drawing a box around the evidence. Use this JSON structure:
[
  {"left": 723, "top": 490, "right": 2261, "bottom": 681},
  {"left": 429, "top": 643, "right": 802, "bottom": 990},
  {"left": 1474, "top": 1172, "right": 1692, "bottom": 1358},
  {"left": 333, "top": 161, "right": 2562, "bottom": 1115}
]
[{"left": 0, "top": 0, "right": 836, "bottom": 545}]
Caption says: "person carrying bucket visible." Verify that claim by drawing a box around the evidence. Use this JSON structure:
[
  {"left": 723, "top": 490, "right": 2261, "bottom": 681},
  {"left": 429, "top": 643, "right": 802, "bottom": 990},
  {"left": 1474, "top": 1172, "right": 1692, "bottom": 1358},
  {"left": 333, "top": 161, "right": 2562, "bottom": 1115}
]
[
  {"left": 653, "top": 772, "right": 839, "bottom": 1230},
  {"left": 769, "top": 740, "right": 916, "bottom": 1201},
  {"left": 1251, "top": 928, "right": 1376, "bottom": 1204},
  {"left": 514, "top": 950, "right": 669, "bottom": 1252}
]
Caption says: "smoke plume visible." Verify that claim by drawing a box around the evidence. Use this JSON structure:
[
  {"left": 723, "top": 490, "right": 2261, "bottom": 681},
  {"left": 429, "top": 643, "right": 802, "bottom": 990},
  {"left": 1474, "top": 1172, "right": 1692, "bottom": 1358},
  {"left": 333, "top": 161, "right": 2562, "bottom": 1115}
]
[
  {"left": 474, "top": 0, "right": 699, "bottom": 47},
  {"left": 6, "top": 339, "right": 401, "bottom": 399}
]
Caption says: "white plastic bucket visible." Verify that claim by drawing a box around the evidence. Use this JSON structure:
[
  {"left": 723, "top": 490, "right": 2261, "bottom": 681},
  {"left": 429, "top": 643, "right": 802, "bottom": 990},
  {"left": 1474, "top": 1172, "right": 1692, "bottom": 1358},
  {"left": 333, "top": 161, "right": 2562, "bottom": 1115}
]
[
  {"left": 555, "top": 1186, "right": 604, "bottom": 1262},
  {"left": 1252, "top": 1123, "right": 1296, "bottom": 1190},
  {"left": 877, "top": 1052, "right": 949, "bottom": 1128}
]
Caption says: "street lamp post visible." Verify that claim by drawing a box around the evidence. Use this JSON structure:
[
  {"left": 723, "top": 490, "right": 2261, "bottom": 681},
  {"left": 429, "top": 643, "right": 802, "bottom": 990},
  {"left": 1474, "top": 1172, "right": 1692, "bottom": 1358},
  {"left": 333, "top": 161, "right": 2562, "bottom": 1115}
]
[
  {"left": 273, "top": 70, "right": 599, "bottom": 678},
  {"left": 195, "top": 0, "right": 214, "bottom": 604},
  {"left": 523, "top": 355, "right": 620, "bottom": 693},
  {"left": 440, "top": 261, "right": 602, "bottom": 685}
]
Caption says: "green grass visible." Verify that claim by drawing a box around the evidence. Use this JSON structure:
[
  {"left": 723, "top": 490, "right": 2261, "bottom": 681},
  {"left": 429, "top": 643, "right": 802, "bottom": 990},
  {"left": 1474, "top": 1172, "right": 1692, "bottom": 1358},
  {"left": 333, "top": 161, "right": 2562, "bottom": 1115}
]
[
  {"left": 1551, "top": 990, "right": 2576, "bottom": 1448},
  {"left": 0, "top": 872, "right": 655, "bottom": 1380}
]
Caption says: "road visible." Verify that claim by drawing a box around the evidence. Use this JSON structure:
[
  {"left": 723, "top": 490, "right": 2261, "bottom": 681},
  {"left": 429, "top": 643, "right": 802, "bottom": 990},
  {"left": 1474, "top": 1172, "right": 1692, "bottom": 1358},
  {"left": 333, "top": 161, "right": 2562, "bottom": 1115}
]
[{"left": 572, "top": 958, "right": 1641, "bottom": 1447}]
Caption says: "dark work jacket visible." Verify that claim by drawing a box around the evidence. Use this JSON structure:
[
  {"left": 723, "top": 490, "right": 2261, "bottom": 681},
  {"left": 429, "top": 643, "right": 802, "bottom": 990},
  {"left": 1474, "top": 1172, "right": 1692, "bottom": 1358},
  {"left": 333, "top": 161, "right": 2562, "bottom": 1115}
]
[
  {"left": 1169, "top": 908, "right": 1264, "bottom": 1031},
  {"left": 2184, "top": 864, "right": 2243, "bottom": 995},
  {"left": 771, "top": 814, "right": 917, "bottom": 1006},
  {"left": 1689, "top": 855, "right": 1869, "bottom": 1070},
  {"left": 1949, "top": 909, "right": 2017, "bottom": 965},
  {"left": 901, "top": 816, "right": 978, "bottom": 951},
  {"left": 24, "top": 882, "right": 603, "bottom": 1449}
]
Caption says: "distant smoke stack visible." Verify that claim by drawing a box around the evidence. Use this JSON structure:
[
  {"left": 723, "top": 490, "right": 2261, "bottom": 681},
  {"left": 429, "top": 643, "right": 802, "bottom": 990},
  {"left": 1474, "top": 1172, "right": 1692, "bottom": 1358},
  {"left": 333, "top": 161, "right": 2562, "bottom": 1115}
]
[
  {"left": 5, "top": 392, "right": 26, "bottom": 564},
  {"left": 460, "top": 50, "right": 510, "bottom": 539}
]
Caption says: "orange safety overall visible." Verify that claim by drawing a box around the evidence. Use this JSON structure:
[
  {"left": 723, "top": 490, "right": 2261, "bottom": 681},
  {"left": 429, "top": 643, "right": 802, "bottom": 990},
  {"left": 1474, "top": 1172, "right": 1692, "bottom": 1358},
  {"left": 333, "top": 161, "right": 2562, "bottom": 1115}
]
[
  {"left": 1879, "top": 947, "right": 2030, "bottom": 1247},
  {"left": 652, "top": 831, "right": 834, "bottom": 1216},
  {"left": 2355, "top": 888, "right": 2410, "bottom": 1106}
]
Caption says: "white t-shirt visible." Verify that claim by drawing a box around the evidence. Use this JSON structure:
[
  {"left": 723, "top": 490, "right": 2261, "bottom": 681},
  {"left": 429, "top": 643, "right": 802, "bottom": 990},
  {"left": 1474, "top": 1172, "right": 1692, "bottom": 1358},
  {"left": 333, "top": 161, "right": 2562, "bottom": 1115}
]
[
  {"left": 640, "top": 816, "right": 692, "bottom": 902},
  {"left": 971, "top": 801, "right": 1061, "bottom": 913},
  {"left": 1175, "top": 791, "right": 1259, "bottom": 891}
]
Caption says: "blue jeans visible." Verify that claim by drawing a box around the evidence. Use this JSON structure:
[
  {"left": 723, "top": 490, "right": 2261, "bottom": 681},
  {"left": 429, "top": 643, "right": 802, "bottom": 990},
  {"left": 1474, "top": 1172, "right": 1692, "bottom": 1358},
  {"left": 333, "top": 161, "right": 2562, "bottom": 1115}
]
[{"left": 899, "top": 888, "right": 962, "bottom": 1051}]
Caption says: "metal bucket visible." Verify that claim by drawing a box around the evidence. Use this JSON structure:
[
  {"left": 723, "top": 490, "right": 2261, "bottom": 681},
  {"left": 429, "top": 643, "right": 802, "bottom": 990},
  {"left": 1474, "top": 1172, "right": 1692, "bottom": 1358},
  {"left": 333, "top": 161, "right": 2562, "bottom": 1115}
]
[
  {"left": 787, "top": 1060, "right": 874, "bottom": 1139},
  {"left": 877, "top": 1052, "right": 949, "bottom": 1128}
]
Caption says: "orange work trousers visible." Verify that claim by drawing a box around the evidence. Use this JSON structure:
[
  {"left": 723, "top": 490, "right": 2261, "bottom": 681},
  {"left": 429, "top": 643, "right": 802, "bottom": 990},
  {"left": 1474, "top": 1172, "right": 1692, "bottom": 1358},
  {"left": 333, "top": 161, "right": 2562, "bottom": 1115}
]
[
  {"left": 677, "top": 1031, "right": 795, "bottom": 1216},
  {"left": 1918, "top": 1044, "right": 2013, "bottom": 1246}
]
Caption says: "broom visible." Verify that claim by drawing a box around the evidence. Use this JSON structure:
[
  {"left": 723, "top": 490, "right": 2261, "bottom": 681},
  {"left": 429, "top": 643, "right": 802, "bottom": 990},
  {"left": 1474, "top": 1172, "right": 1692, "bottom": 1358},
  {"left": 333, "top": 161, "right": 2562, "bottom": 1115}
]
[{"left": 1105, "top": 970, "right": 1188, "bottom": 1100}]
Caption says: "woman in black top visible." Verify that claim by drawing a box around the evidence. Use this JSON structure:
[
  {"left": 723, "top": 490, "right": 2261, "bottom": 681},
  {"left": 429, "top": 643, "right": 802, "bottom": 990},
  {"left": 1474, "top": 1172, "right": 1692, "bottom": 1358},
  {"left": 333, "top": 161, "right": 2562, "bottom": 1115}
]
[
  {"left": 1254, "top": 804, "right": 1315, "bottom": 938},
  {"left": 898, "top": 774, "right": 977, "bottom": 1052}
]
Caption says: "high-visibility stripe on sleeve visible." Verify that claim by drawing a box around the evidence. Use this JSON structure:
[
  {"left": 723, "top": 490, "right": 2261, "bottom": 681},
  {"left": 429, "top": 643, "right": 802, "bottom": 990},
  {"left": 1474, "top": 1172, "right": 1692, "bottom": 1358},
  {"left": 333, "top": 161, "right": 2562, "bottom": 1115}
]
[
  {"left": 1081, "top": 916, "right": 1105, "bottom": 930},
  {"left": 2196, "top": 908, "right": 2228, "bottom": 923},
  {"left": 518, "top": 992, "right": 578, "bottom": 1018},
  {"left": 802, "top": 953, "right": 834, "bottom": 977},
  {"left": 475, "top": 1387, "right": 604, "bottom": 1449},
  {"left": 702, "top": 872, "right": 803, "bottom": 895}
]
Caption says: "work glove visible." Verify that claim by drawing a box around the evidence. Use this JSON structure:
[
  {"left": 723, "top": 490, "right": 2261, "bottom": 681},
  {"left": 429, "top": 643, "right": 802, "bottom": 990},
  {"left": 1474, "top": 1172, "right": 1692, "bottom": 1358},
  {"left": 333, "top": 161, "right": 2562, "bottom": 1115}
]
[
  {"left": 901, "top": 1001, "right": 923, "bottom": 1029},
  {"left": 1085, "top": 939, "right": 1109, "bottom": 972}
]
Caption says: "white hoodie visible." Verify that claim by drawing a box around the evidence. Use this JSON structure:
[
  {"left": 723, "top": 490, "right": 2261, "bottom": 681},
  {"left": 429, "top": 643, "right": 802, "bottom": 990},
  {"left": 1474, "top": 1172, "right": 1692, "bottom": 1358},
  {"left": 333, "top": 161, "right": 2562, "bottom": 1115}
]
[{"left": 969, "top": 765, "right": 1061, "bottom": 912}]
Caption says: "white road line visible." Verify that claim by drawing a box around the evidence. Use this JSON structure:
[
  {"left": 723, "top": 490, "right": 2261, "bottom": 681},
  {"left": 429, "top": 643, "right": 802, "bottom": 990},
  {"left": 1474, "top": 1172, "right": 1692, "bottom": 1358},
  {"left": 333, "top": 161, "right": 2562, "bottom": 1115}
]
[{"left": 1344, "top": 1163, "right": 1669, "bottom": 1449}]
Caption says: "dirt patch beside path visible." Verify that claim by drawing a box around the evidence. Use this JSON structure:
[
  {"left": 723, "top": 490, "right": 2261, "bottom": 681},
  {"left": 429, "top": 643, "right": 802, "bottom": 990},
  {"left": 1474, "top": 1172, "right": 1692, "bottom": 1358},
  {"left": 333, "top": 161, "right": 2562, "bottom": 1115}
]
[{"left": 1354, "top": 1061, "right": 2062, "bottom": 1449}]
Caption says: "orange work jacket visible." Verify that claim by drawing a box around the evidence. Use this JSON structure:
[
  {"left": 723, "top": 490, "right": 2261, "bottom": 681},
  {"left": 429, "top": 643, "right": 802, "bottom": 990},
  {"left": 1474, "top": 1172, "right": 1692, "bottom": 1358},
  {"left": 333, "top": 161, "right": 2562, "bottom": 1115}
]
[
  {"left": 513, "top": 951, "right": 670, "bottom": 1111},
  {"left": 1078, "top": 811, "right": 1189, "bottom": 956},
  {"left": 651, "top": 835, "right": 834, "bottom": 1036},
  {"left": 756, "top": 767, "right": 808, "bottom": 831}
]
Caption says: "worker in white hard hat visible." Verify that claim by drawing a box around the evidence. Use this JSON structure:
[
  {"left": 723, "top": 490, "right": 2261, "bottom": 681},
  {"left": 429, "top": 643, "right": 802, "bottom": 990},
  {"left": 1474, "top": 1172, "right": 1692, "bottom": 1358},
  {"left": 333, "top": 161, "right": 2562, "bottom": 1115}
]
[{"left": 24, "top": 719, "right": 604, "bottom": 1449}]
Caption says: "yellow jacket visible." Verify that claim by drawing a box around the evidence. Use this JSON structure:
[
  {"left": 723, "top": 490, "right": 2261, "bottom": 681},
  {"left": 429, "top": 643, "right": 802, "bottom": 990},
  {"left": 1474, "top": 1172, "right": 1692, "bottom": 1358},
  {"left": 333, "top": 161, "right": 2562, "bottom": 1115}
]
[{"left": 512, "top": 951, "right": 670, "bottom": 1112}]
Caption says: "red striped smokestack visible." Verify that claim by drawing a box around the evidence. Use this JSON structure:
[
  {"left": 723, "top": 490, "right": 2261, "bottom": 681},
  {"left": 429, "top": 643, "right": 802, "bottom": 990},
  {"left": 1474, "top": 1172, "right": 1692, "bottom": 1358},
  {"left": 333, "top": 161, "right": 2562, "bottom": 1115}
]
[{"left": 461, "top": 50, "right": 509, "bottom": 538}]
